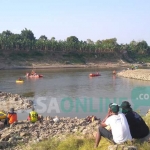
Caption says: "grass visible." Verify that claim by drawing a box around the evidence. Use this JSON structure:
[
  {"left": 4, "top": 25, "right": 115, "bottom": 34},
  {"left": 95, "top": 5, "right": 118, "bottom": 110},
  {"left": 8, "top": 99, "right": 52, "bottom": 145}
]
[
  {"left": 22, "top": 135, "right": 110, "bottom": 150},
  {"left": 21, "top": 134, "right": 150, "bottom": 150}
]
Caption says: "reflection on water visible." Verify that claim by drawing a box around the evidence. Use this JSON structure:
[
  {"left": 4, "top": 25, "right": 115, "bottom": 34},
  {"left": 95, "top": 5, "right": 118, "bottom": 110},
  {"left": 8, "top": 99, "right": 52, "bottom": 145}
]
[{"left": 0, "top": 68, "right": 150, "bottom": 120}]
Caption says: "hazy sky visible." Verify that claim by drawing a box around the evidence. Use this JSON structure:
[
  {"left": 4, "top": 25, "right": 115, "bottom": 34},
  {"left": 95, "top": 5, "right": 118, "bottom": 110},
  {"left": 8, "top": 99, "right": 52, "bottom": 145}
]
[{"left": 0, "top": 0, "right": 150, "bottom": 45}]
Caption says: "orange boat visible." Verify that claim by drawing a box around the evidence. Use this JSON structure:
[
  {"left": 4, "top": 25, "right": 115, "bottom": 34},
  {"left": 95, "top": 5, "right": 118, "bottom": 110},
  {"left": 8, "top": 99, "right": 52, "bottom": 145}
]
[
  {"left": 26, "top": 73, "right": 43, "bottom": 78},
  {"left": 89, "top": 73, "right": 101, "bottom": 77}
]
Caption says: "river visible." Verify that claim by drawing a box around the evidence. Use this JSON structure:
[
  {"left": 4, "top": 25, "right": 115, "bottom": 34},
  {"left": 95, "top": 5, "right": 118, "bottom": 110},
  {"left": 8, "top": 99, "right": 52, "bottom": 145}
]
[{"left": 0, "top": 68, "right": 150, "bottom": 120}]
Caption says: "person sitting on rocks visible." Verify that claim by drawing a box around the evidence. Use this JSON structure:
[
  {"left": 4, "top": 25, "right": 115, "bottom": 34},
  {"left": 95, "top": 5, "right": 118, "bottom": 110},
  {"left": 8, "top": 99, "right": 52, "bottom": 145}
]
[
  {"left": 28, "top": 107, "right": 41, "bottom": 123},
  {"left": 7, "top": 108, "right": 18, "bottom": 125},
  {"left": 120, "top": 101, "right": 149, "bottom": 139},
  {"left": 95, "top": 103, "right": 132, "bottom": 148}
]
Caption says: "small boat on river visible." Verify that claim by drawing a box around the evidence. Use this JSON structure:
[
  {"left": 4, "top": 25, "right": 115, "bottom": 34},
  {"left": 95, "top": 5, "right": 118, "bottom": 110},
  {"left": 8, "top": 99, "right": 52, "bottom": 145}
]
[
  {"left": 16, "top": 80, "right": 24, "bottom": 83},
  {"left": 26, "top": 73, "right": 43, "bottom": 78},
  {"left": 89, "top": 73, "right": 101, "bottom": 77}
]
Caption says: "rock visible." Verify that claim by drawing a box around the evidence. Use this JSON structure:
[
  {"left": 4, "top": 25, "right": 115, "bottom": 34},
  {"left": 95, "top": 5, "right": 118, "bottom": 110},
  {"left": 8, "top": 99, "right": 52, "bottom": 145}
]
[
  {"left": 0, "top": 141, "right": 11, "bottom": 149},
  {"left": 14, "top": 97, "right": 18, "bottom": 101},
  {"left": 82, "top": 129, "right": 88, "bottom": 135},
  {"left": 79, "top": 126, "right": 85, "bottom": 132},
  {"left": 108, "top": 145, "right": 117, "bottom": 150},
  {"left": 123, "top": 146, "right": 137, "bottom": 150},
  {"left": 72, "top": 128, "right": 78, "bottom": 133},
  {"left": 0, "top": 133, "right": 11, "bottom": 141},
  {"left": 0, "top": 121, "right": 4, "bottom": 129},
  {"left": 20, "top": 132, "right": 27, "bottom": 137}
]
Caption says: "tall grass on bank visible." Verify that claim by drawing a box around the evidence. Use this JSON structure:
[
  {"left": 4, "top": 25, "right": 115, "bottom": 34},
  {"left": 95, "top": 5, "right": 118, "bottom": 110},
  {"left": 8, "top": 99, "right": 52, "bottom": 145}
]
[
  {"left": 23, "top": 136, "right": 110, "bottom": 150},
  {"left": 22, "top": 135, "right": 150, "bottom": 150}
]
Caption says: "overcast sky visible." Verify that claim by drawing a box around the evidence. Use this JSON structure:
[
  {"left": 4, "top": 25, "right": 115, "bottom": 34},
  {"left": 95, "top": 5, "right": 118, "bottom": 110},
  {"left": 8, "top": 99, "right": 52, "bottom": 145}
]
[{"left": 0, "top": 0, "right": 150, "bottom": 45}]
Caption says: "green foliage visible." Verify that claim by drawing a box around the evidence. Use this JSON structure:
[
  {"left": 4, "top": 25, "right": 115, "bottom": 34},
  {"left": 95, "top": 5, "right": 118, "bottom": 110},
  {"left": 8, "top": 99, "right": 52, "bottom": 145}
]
[
  {"left": 21, "top": 28, "right": 35, "bottom": 41},
  {"left": 67, "top": 36, "right": 79, "bottom": 44},
  {"left": 0, "top": 28, "right": 150, "bottom": 62},
  {"left": 62, "top": 52, "right": 85, "bottom": 64}
]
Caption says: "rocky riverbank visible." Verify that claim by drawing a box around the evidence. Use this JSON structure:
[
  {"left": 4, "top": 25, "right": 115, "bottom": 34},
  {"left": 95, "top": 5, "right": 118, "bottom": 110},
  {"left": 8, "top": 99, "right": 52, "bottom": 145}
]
[
  {"left": 0, "top": 92, "right": 33, "bottom": 112},
  {"left": 0, "top": 116, "right": 98, "bottom": 150},
  {"left": 117, "top": 69, "right": 150, "bottom": 81}
]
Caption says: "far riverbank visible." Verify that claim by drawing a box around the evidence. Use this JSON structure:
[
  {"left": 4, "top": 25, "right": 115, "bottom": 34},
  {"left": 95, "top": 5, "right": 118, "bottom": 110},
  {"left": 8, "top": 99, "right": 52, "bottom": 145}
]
[{"left": 0, "top": 60, "right": 147, "bottom": 70}]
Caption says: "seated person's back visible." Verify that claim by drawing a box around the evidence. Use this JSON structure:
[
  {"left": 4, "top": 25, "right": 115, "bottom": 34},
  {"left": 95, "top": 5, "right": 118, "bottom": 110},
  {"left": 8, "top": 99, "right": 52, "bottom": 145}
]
[
  {"left": 29, "top": 108, "right": 38, "bottom": 123},
  {"left": 120, "top": 101, "right": 149, "bottom": 139}
]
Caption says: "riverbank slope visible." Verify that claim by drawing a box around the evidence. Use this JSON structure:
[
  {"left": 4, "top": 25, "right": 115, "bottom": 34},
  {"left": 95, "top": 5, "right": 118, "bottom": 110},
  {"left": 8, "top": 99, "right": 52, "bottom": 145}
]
[{"left": 0, "top": 59, "right": 140, "bottom": 70}]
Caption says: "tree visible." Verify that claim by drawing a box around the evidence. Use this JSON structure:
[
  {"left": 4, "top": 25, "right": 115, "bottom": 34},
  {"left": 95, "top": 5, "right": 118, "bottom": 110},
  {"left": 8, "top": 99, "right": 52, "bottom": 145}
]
[
  {"left": 51, "top": 37, "right": 55, "bottom": 41},
  {"left": 1, "top": 30, "right": 13, "bottom": 38},
  {"left": 87, "top": 39, "right": 94, "bottom": 44},
  {"left": 39, "top": 35, "right": 47, "bottom": 41},
  {"left": 21, "top": 28, "right": 35, "bottom": 41},
  {"left": 66, "top": 36, "right": 79, "bottom": 52},
  {"left": 67, "top": 36, "right": 79, "bottom": 43}
]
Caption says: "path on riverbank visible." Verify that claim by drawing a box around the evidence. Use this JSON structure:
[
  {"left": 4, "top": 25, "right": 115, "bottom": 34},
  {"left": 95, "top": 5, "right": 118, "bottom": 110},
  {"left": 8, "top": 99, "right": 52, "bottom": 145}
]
[{"left": 117, "top": 69, "right": 150, "bottom": 81}]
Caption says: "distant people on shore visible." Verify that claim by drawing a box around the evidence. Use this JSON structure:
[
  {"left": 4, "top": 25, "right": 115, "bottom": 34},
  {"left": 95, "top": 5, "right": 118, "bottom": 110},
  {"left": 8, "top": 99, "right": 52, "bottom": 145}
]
[
  {"left": 6, "top": 108, "right": 18, "bottom": 125},
  {"left": 120, "top": 101, "right": 149, "bottom": 139},
  {"left": 131, "top": 65, "right": 134, "bottom": 70},
  {"left": 27, "top": 107, "right": 42, "bottom": 123}
]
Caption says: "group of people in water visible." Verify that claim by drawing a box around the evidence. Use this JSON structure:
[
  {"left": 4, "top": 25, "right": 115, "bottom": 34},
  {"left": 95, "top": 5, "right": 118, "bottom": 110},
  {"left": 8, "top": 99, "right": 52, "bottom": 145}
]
[
  {"left": 94, "top": 101, "right": 149, "bottom": 148},
  {"left": 26, "top": 70, "right": 37, "bottom": 76}
]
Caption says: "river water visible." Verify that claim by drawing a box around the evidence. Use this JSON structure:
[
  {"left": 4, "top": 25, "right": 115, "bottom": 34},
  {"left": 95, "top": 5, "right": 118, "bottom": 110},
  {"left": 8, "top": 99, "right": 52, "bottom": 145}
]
[{"left": 0, "top": 68, "right": 150, "bottom": 120}]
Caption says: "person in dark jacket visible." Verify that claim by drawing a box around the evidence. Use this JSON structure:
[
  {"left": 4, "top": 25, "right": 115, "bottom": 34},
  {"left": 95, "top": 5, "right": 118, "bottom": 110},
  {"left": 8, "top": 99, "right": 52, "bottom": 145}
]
[{"left": 120, "top": 101, "right": 149, "bottom": 139}]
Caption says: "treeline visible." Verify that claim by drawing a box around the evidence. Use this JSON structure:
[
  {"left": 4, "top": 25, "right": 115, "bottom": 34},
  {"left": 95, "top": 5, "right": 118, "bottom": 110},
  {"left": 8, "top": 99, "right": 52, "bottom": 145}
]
[{"left": 0, "top": 28, "right": 150, "bottom": 60}]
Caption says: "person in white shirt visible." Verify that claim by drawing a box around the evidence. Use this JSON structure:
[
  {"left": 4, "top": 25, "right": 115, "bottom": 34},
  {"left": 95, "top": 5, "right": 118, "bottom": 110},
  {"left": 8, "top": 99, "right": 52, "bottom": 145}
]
[{"left": 95, "top": 103, "right": 132, "bottom": 148}]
